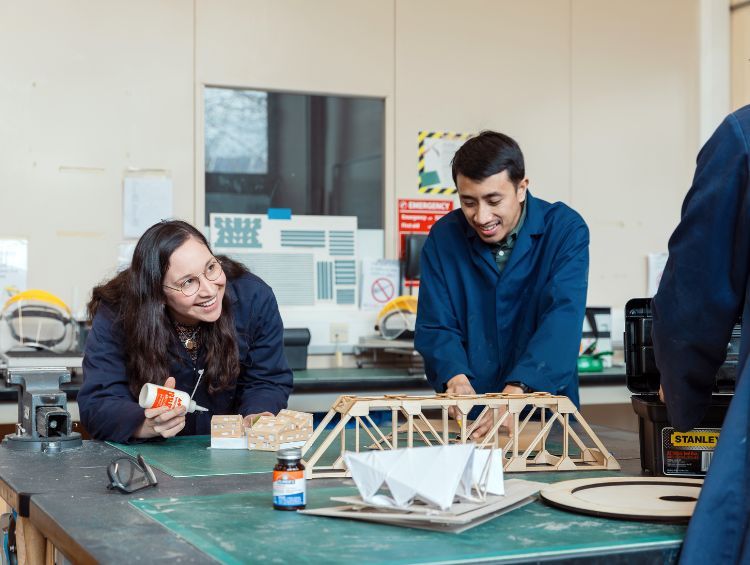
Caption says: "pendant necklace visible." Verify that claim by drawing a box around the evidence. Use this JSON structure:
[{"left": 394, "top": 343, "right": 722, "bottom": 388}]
[{"left": 174, "top": 321, "right": 201, "bottom": 361}]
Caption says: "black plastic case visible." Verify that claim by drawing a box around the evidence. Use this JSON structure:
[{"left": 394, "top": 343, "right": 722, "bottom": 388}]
[{"left": 624, "top": 298, "right": 739, "bottom": 477}]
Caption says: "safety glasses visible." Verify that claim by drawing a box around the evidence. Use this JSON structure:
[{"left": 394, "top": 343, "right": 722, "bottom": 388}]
[{"left": 107, "top": 453, "right": 158, "bottom": 494}]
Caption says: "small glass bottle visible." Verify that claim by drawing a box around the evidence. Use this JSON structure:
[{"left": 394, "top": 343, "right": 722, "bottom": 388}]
[{"left": 273, "top": 447, "right": 306, "bottom": 510}]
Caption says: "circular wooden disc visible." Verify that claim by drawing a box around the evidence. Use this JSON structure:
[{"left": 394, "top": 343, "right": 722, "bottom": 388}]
[{"left": 540, "top": 476, "right": 703, "bottom": 522}]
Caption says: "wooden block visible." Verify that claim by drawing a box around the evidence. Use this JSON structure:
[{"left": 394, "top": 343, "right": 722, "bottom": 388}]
[
  {"left": 247, "top": 410, "right": 314, "bottom": 451},
  {"left": 210, "top": 414, "right": 245, "bottom": 438},
  {"left": 277, "top": 409, "right": 314, "bottom": 430}
]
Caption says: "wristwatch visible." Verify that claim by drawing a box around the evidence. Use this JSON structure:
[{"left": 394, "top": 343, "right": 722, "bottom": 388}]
[{"left": 505, "top": 381, "right": 532, "bottom": 393}]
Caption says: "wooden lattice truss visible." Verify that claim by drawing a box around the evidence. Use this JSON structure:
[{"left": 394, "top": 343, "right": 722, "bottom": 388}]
[{"left": 302, "top": 393, "right": 620, "bottom": 479}]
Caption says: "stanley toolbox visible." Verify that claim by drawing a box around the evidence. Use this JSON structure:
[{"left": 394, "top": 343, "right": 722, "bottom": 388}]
[{"left": 625, "top": 297, "right": 740, "bottom": 477}]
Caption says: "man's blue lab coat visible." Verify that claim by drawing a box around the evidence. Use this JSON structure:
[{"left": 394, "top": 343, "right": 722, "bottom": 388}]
[
  {"left": 653, "top": 105, "right": 750, "bottom": 564},
  {"left": 415, "top": 191, "right": 589, "bottom": 405},
  {"left": 79, "top": 273, "right": 293, "bottom": 443}
]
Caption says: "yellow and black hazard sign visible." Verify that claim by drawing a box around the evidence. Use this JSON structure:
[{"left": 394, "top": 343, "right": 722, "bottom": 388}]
[{"left": 418, "top": 131, "right": 470, "bottom": 194}]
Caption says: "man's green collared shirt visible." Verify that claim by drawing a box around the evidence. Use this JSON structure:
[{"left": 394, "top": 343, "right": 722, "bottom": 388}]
[{"left": 491, "top": 202, "right": 527, "bottom": 273}]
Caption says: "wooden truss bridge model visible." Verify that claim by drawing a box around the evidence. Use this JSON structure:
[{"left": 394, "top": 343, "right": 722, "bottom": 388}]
[{"left": 301, "top": 392, "right": 620, "bottom": 479}]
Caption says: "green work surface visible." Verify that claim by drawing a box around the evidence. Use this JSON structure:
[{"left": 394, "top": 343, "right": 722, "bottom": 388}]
[
  {"left": 108, "top": 429, "right": 386, "bottom": 478},
  {"left": 109, "top": 428, "right": 587, "bottom": 479},
  {"left": 132, "top": 484, "right": 686, "bottom": 564},
  {"left": 108, "top": 436, "right": 278, "bottom": 478}
]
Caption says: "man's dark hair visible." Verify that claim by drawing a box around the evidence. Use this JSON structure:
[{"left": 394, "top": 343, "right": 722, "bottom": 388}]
[{"left": 451, "top": 130, "right": 525, "bottom": 186}]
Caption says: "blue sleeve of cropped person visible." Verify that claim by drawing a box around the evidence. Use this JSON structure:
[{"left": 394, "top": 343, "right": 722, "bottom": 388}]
[
  {"left": 79, "top": 305, "right": 147, "bottom": 443},
  {"left": 232, "top": 276, "right": 293, "bottom": 416},
  {"left": 652, "top": 111, "right": 750, "bottom": 432}
]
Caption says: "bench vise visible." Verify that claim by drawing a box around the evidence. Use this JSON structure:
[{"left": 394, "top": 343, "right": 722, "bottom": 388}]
[{"left": 2, "top": 367, "right": 82, "bottom": 452}]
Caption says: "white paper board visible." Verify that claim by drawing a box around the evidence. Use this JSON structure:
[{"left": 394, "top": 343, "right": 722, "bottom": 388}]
[
  {"left": 0, "top": 240, "right": 28, "bottom": 296},
  {"left": 123, "top": 175, "right": 173, "bottom": 239}
]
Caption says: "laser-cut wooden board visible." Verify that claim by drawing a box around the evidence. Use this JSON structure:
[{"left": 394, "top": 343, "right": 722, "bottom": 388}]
[{"left": 540, "top": 476, "right": 703, "bottom": 522}]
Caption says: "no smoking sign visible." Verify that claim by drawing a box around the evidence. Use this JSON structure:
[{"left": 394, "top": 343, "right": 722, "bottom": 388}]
[{"left": 371, "top": 277, "right": 395, "bottom": 304}]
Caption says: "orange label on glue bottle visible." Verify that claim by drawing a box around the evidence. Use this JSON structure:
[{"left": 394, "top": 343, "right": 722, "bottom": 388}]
[{"left": 152, "top": 387, "right": 181, "bottom": 409}]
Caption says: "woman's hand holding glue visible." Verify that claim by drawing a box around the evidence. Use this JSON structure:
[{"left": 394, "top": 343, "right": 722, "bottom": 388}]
[{"left": 135, "top": 377, "right": 207, "bottom": 439}]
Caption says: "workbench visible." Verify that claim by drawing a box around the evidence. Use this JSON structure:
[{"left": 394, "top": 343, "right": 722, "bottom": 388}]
[{"left": 0, "top": 426, "right": 686, "bottom": 564}]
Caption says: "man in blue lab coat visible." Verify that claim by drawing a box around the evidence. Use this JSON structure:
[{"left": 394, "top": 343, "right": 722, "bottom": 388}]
[
  {"left": 652, "top": 105, "right": 750, "bottom": 564},
  {"left": 415, "top": 131, "right": 589, "bottom": 438}
]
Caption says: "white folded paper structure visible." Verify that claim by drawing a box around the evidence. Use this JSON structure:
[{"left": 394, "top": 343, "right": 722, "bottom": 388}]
[{"left": 343, "top": 444, "right": 504, "bottom": 511}]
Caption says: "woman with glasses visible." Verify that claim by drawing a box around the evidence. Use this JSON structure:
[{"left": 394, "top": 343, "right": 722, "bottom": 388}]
[{"left": 78, "top": 220, "right": 293, "bottom": 442}]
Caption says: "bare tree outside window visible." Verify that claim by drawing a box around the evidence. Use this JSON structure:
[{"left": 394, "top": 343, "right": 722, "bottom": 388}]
[{"left": 205, "top": 88, "right": 268, "bottom": 174}]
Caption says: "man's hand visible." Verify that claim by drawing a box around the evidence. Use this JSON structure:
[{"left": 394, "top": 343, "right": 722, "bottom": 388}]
[
  {"left": 446, "top": 377, "right": 527, "bottom": 440},
  {"left": 445, "top": 374, "right": 475, "bottom": 422},
  {"left": 503, "top": 383, "right": 525, "bottom": 395},
  {"left": 467, "top": 383, "right": 522, "bottom": 439},
  {"left": 135, "top": 377, "right": 187, "bottom": 439},
  {"left": 445, "top": 375, "right": 509, "bottom": 440},
  {"left": 446, "top": 374, "right": 475, "bottom": 395},
  {"left": 244, "top": 412, "right": 274, "bottom": 428},
  {"left": 659, "top": 385, "right": 665, "bottom": 403}
]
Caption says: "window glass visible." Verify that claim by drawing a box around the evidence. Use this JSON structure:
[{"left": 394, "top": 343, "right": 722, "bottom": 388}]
[
  {"left": 205, "top": 88, "right": 268, "bottom": 174},
  {"left": 204, "top": 86, "right": 384, "bottom": 229}
]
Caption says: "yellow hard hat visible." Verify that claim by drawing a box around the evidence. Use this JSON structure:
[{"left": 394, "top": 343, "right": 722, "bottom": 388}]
[
  {"left": 1, "top": 289, "right": 76, "bottom": 352},
  {"left": 375, "top": 295, "right": 418, "bottom": 340},
  {"left": 3, "top": 289, "right": 72, "bottom": 315}
]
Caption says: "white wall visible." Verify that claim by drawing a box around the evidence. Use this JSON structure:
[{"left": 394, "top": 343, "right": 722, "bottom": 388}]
[
  {"left": 0, "top": 0, "right": 194, "bottom": 316},
  {"left": 700, "top": 0, "right": 731, "bottom": 142},
  {"left": 0, "top": 0, "right": 721, "bottom": 341},
  {"left": 571, "top": 1, "right": 700, "bottom": 309},
  {"left": 732, "top": 0, "right": 750, "bottom": 109}
]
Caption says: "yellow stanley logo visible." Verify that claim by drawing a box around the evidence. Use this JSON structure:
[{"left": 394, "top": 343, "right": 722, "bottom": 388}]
[{"left": 670, "top": 431, "right": 719, "bottom": 448}]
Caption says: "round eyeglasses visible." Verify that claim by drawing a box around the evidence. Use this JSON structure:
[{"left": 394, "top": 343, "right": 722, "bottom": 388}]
[{"left": 163, "top": 259, "right": 223, "bottom": 297}]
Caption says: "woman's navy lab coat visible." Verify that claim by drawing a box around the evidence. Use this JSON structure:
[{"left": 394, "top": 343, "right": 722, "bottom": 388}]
[{"left": 79, "top": 272, "right": 293, "bottom": 443}]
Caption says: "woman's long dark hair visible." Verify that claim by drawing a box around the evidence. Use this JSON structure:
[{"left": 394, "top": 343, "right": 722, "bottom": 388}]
[{"left": 88, "top": 220, "right": 249, "bottom": 398}]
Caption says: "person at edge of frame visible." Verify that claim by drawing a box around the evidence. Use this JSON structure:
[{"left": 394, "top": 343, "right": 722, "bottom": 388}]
[
  {"left": 415, "top": 130, "right": 590, "bottom": 438},
  {"left": 653, "top": 104, "right": 750, "bottom": 564},
  {"left": 78, "top": 219, "right": 293, "bottom": 443}
]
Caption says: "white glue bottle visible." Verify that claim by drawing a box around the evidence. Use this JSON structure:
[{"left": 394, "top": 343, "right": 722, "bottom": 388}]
[{"left": 138, "top": 383, "right": 208, "bottom": 413}]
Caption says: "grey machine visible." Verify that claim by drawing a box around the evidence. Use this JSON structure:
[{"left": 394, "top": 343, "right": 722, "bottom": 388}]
[{"left": 2, "top": 367, "right": 82, "bottom": 452}]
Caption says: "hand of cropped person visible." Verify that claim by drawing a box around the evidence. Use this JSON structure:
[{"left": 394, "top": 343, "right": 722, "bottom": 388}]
[{"left": 244, "top": 412, "right": 274, "bottom": 428}]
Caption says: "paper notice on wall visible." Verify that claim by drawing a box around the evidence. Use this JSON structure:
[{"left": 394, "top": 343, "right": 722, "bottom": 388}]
[
  {"left": 361, "top": 259, "right": 400, "bottom": 310},
  {"left": 123, "top": 175, "right": 173, "bottom": 239},
  {"left": 117, "top": 242, "right": 137, "bottom": 271},
  {"left": 0, "top": 240, "right": 28, "bottom": 298},
  {"left": 647, "top": 252, "right": 669, "bottom": 296}
]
